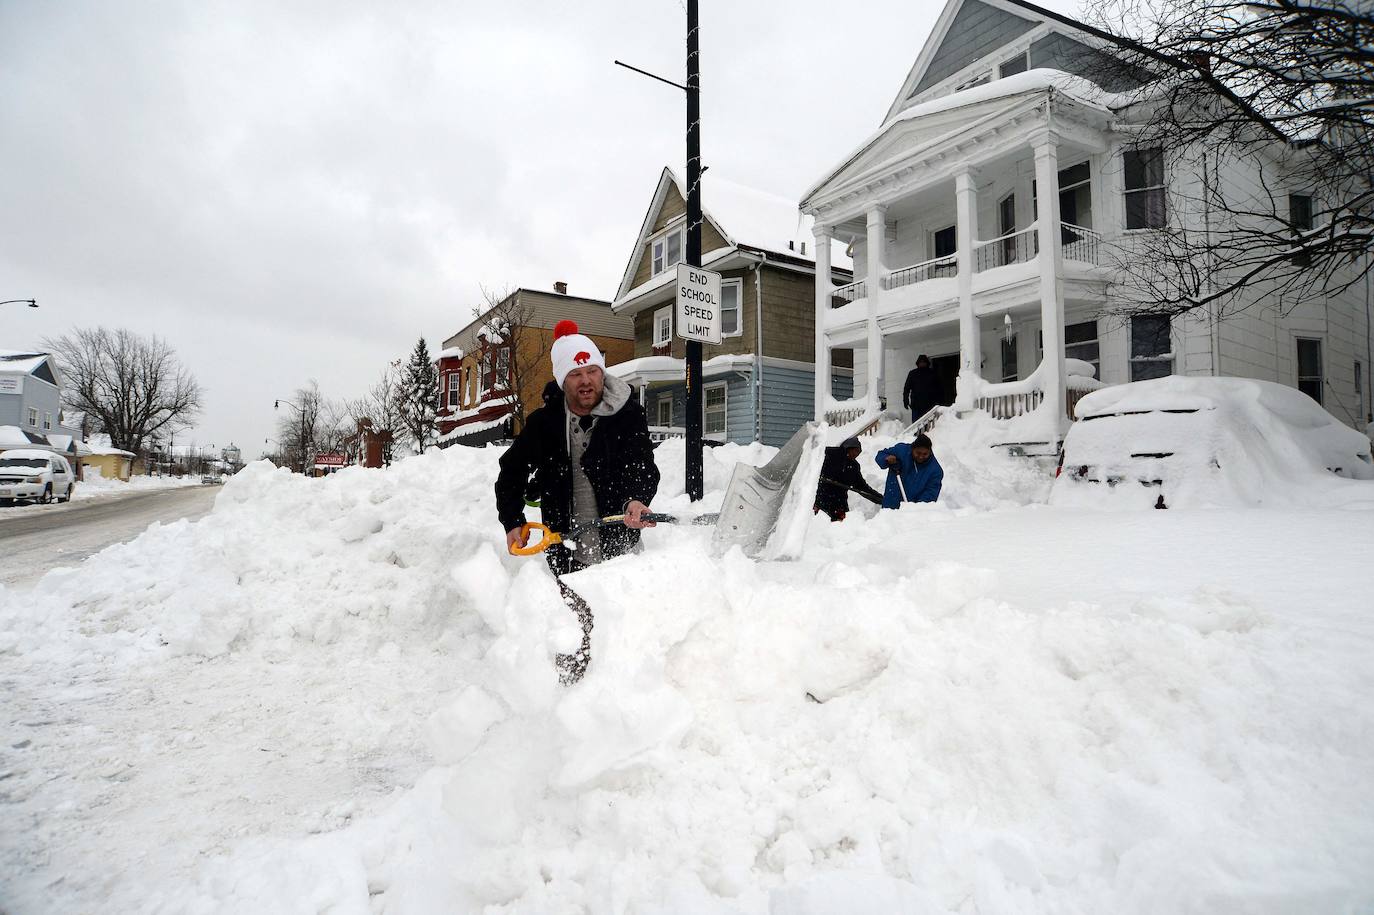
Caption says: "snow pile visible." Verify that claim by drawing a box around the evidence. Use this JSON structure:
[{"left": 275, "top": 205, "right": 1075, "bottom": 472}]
[
  {"left": 72, "top": 473, "right": 204, "bottom": 500},
  {"left": 856, "top": 410, "right": 1055, "bottom": 511},
  {"left": 1053, "top": 376, "right": 1374, "bottom": 510},
  {"left": 3, "top": 436, "right": 1374, "bottom": 913}
]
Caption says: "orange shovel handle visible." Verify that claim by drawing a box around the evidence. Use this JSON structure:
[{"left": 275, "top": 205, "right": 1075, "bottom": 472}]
[{"left": 509, "top": 521, "right": 562, "bottom": 556}]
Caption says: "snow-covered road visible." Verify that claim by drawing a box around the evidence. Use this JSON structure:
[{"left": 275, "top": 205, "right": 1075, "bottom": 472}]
[{"left": 0, "top": 486, "right": 219, "bottom": 587}]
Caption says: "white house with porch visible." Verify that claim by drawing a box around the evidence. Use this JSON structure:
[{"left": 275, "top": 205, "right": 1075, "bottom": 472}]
[{"left": 802, "top": 0, "right": 1373, "bottom": 440}]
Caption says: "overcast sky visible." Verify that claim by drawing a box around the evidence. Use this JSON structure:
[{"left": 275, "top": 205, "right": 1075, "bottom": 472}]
[{"left": 0, "top": 0, "right": 1078, "bottom": 458}]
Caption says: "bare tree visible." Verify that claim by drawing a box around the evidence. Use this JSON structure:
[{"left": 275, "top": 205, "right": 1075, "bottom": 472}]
[
  {"left": 474, "top": 285, "right": 545, "bottom": 433},
  {"left": 44, "top": 327, "right": 203, "bottom": 455},
  {"left": 1081, "top": 0, "right": 1374, "bottom": 317},
  {"left": 275, "top": 381, "right": 325, "bottom": 473}
]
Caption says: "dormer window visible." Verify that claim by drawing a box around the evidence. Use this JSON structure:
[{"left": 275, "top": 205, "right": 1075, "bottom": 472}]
[{"left": 651, "top": 226, "right": 684, "bottom": 276}]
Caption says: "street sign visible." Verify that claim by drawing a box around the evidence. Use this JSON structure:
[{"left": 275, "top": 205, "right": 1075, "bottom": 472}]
[{"left": 675, "top": 263, "right": 722, "bottom": 345}]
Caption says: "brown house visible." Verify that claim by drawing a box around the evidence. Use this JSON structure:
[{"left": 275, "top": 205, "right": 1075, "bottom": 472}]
[
  {"left": 607, "top": 167, "right": 854, "bottom": 446},
  {"left": 436, "top": 285, "right": 634, "bottom": 447}
]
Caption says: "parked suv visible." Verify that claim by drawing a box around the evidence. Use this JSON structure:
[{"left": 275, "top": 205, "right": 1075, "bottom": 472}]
[{"left": 0, "top": 450, "right": 77, "bottom": 505}]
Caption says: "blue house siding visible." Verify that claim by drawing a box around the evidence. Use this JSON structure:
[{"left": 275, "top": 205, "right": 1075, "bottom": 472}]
[{"left": 646, "top": 365, "right": 855, "bottom": 448}]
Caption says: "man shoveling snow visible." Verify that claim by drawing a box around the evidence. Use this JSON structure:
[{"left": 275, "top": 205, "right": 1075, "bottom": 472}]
[{"left": 495, "top": 319, "right": 660, "bottom": 683}]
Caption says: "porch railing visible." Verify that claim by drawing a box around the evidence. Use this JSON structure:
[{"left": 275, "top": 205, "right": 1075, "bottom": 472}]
[
  {"left": 883, "top": 254, "right": 957, "bottom": 290},
  {"left": 831, "top": 279, "right": 866, "bottom": 306},
  {"left": 976, "top": 389, "right": 1045, "bottom": 419},
  {"left": 974, "top": 227, "right": 1038, "bottom": 272},
  {"left": 824, "top": 404, "right": 868, "bottom": 427},
  {"left": 1061, "top": 223, "right": 1101, "bottom": 265}
]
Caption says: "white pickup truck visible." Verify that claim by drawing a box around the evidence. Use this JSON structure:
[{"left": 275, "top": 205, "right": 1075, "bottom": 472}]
[{"left": 0, "top": 449, "right": 77, "bottom": 505}]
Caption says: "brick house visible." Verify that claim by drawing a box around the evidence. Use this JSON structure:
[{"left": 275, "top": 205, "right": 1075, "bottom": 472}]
[{"left": 436, "top": 285, "right": 635, "bottom": 447}]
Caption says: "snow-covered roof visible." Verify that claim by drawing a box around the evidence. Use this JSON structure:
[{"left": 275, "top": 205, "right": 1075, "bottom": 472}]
[
  {"left": 0, "top": 425, "right": 49, "bottom": 449},
  {"left": 607, "top": 353, "right": 756, "bottom": 384},
  {"left": 614, "top": 167, "right": 853, "bottom": 307},
  {"left": 437, "top": 346, "right": 464, "bottom": 361},
  {"left": 0, "top": 350, "right": 51, "bottom": 375},
  {"left": 46, "top": 434, "right": 94, "bottom": 456},
  {"left": 804, "top": 69, "right": 1129, "bottom": 205}
]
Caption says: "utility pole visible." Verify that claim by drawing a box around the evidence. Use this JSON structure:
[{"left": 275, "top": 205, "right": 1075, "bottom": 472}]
[
  {"left": 615, "top": 1, "right": 705, "bottom": 502},
  {"left": 683, "top": 0, "right": 703, "bottom": 501}
]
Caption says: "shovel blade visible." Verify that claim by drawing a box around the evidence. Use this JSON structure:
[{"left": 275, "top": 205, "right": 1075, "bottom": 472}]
[{"left": 711, "top": 422, "right": 828, "bottom": 559}]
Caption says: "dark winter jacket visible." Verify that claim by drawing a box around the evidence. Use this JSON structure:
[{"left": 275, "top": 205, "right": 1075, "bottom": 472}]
[
  {"left": 874, "top": 443, "right": 943, "bottom": 508},
  {"left": 814, "top": 446, "right": 883, "bottom": 514},
  {"left": 496, "top": 379, "right": 660, "bottom": 558},
  {"left": 903, "top": 366, "right": 943, "bottom": 417}
]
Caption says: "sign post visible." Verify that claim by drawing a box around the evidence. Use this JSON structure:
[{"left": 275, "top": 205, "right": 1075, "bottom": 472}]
[{"left": 675, "top": 264, "right": 722, "bottom": 345}]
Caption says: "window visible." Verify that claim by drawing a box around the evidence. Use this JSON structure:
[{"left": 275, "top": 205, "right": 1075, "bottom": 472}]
[
  {"left": 1034, "top": 162, "right": 1093, "bottom": 233},
  {"left": 999, "top": 52, "right": 1029, "bottom": 79},
  {"left": 1290, "top": 194, "right": 1314, "bottom": 266},
  {"left": 1064, "top": 320, "right": 1100, "bottom": 377},
  {"left": 1129, "top": 314, "right": 1174, "bottom": 380},
  {"left": 1296, "top": 338, "right": 1323, "bottom": 404},
  {"left": 704, "top": 382, "right": 727, "bottom": 436},
  {"left": 1001, "top": 334, "right": 1018, "bottom": 383},
  {"left": 1356, "top": 361, "right": 1364, "bottom": 421},
  {"left": 495, "top": 346, "right": 511, "bottom": 389},
  {"left": 998, "top": 193, "right": 1017, "bottom": 266},
  {"left": 1124, "top": 147, "right": 1166, "bottom": 229},
  {"left": 721, "top": 279, "right": 742, "bottom": 337},
  {"left": 1289, "top": 194, "right": 1314, "bottom": 231},
  {"left": 933, "top": 225, "right": 956, "bottom": 259},
  {"left": 956, "top": 73, "right": 991, "bottom": 92},
  {"left": 479, "top": 350, "right": 492, "bottom": 396},
  {"left": 656, "top": 395, "right": 673, "bottom": 427},
  {"left": 653, "top": 307, "right": 672, "bottom": 347},
  {"left": 651, "top": 227, "right": 684, "bottom": 276},
  {"left": 26, "top": 406, "right": 37, "bottom": 427},
  {"left": 42, "top": 412, "right": 52, "bottom": 431},
  {"left": 447, "top": 372, "right": 460, "bottom": 408}
]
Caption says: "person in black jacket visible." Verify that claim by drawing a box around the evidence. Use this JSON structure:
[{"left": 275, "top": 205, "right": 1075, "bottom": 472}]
[
  {"left": 495, "top": 320, "right": 660, "bottom": 682},
  {"left": 813, "top": 436, "right": 883, "bottom": 521},
  {"left": 903, "top": 354, "right": 943, "bottom": 423}
]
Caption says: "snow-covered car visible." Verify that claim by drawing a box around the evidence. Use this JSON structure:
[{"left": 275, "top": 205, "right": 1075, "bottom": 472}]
[
  {"left": 1051, "top": 376, "right": 1374, "bottom": 509},
  {"left": 0, "top": 450, "right": 77, "bottom": 505},
  {"left": 200, "top": 474, "right": 220, "bottom": 485}
]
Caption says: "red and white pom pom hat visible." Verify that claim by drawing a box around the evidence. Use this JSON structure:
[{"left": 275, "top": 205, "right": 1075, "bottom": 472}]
[{"left": 550, "top": 320, "right": 606, "bottom": 387}]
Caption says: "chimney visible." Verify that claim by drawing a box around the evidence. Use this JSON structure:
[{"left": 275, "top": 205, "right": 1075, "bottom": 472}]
[
  {"left": 788, "top": 240, "right": 795, "bottom": 251},
  {"left": 800, "top": 241, "right": 807, "bottom": 256},
  {"left": 554, "top": 281, "right": 568, "bottom": 295}
]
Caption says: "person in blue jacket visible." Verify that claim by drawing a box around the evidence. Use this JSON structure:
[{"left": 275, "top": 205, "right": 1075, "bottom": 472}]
[{"left": 875, "top": 433, "right": 943, "bottom": 508}]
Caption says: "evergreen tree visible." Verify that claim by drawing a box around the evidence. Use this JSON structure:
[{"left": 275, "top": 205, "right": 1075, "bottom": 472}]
[{"left": 399, "top": 337, "right": 439, "bottom": 454}]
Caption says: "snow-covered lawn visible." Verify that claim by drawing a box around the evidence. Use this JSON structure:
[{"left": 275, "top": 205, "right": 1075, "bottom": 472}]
[
  {"left": 1, "top": 436, "right": 1371, "bottom": 913},
  {"left": 0, "top": 473, "right": 204, "bottom": 519}
]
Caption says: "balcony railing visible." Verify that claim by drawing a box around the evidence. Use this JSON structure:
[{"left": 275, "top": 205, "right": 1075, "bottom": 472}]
[
  {"left": 831, "top": 279, "right": 866, "bottom": 306},
  {"left": 974, "top": 227, "right": 1039, "bottom": 272},
  {"left": 883, "top": 254, "right": 957, "bottom": 290},
  {"left": 1061, "top": 223, "right": 1101, "bottom": 265}
]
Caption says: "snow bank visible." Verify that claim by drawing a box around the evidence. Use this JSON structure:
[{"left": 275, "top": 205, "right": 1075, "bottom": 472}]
[{"left": 3, "top": 431, "right": 1373, "bottom": 913}]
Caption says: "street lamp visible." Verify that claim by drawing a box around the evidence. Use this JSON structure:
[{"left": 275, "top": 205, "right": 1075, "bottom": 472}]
[
  {"left": 0, "top": 299, "right": 38, "bottom": 308},
  {"left": 274, "top": 398, "right": 309, "bottom": 473}
]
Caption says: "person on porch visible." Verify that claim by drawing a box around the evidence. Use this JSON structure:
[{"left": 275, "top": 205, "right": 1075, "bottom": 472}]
[
  {"left": 903, "top": 354, "right": 943, "bottom": 424},
  {"left": 875, "top": 433, "right": 943, "bottom": 508},
  {"left": 813, "top": 436, "right": 884, "bottom": 522}
]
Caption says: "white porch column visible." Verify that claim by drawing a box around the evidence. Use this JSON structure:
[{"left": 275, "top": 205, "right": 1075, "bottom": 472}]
[
  {"left": 954, "top": 168, "right": 980, "bottom": 408},
  {"left": 813, "top": 224, "right": 833, "bottom": 420},
  {"left": 865, "top": 205, "right": 887, "bottom": 406},
  {"left": 1032, "top": 131, "right": 1067, "bottom": 434}
]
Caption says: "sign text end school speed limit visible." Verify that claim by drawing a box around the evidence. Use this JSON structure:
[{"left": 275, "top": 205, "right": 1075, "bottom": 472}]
[{"left": 675, "top": 263, "right": 722, "bottom": 345}]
